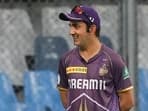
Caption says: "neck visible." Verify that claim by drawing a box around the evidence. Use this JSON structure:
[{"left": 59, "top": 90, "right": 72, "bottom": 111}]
[{"left": 79, "top": 38, "right": 102, "bottom": 62}]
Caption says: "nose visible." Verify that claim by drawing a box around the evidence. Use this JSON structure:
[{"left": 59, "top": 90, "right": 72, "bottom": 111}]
[{"left": 69, "top": 27, "right": 75, "bottom": 36}]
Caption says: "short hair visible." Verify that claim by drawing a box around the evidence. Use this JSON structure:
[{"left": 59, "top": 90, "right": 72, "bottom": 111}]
[{"left": 85, "top": 22, "right": 100, "bottom": 38}]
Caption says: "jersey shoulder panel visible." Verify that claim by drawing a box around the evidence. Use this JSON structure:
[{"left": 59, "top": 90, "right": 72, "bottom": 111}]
[
  {"left": 60, "top": 47, "right": 78, "bottom": 65},
  {"left": 102, "top": 44, "right": 125, "bottom": 68}
]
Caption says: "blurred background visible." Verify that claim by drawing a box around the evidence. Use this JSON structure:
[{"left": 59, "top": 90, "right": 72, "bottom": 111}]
[{"left": 0, "top": 0, "right": 147, "bottom": 111}]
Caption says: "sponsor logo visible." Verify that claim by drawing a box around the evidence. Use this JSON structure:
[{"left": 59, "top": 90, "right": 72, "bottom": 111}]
[
  {"left": 66, "top": 66, "right": 87, "bottom": 74},
  {"left": 68, "top": 78, "right": 106, "bottom": 90}
]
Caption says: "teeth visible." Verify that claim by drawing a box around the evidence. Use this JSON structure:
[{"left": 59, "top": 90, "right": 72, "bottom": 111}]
[
  {"left": 72, "top": 35, "right": 78, "bottom": 40},
  {"left": 73, "top": 36, "right": 78, "bottom": 39}
]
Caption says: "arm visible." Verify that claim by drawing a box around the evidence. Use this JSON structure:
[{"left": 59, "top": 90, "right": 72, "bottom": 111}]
[
  {"left": 58, "top": 56, "right": 70, "bottom": 108},
  {"left": 58, "top": 88, "right": 69, "bottom": 109},
  {"left": 110, "top": 55, "right": 135, "bottom": 111},
  {"left": 118, "top": 89, "right": 135, "bottom": 111}
]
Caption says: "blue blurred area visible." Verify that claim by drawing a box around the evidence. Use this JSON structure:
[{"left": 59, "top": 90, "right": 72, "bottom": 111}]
[
  {"left": 34, "top": 36, "right": 69, "bottom": 71},
  {"left": 0, "top": 36, "right": 68, "bottom": 111},
  {"left": 23, "top": 70, "right": 65, "bottom": 111},
  {"left": 138, "top": 68, "right": 148, "bottom": 111},
  {"left": 0, "top": 72, "right": 18, "bottom": 104},
  {"left": 0, "top": 70, "right": 65, "bottom": 111},
  {"left": 100, "top": 35, "right": 114, "bottom": 49},
  {"left": 0, "top": 72, "right": 25, "bottom": 111}
]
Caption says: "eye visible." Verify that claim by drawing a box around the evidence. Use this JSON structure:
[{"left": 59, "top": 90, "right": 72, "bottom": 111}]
[
  {"left": 69, "top": 22, "right": 80, "bottom": 29},
  {"left": 73, "top": 24, "right": 80, "bottom": 28}
]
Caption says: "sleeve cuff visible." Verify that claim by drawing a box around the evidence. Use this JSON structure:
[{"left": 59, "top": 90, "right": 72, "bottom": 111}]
[{"left": 117, "top": 86, "right": 133, "bottom": 93}]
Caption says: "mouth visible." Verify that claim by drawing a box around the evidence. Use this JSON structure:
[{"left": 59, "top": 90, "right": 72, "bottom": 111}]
[
  {"left": 72, "top": 35, "right": 79, "bottom": 45},
  {"left": 72, "top": 35, "right": 79, "bottom": 41},
  {"left": 73, "top": 37, "right": 79, "bottom": 43}
]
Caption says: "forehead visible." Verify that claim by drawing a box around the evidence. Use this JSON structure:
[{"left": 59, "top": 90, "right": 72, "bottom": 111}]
[{"left": 69, "top": 21, "right": 86, "bottom": 26}]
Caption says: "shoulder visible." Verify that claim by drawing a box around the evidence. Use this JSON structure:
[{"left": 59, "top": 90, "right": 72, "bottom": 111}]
[
  {"left": 102, "top": 44, "right": 126, "bottom": 67},
  {"left": 59, "top": 47, "right": 78, "bottom": 64}
]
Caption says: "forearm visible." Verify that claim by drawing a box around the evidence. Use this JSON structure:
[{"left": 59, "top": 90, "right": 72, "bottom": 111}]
[
  {"left": 61, "top": 93, "right": 68, "bottom": 108},
  {"left": 58, "top": 89, "right": 69, "bottom": 108},
  {"left": 120, "top": 102, "right": 133, "bottom": 111},
  {"left": 119, "top": 90, "right": 135, "bottom": 111}
]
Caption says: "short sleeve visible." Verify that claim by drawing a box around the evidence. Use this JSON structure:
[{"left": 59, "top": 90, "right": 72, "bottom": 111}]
[
  {"left": 112, "top": 56, "right": 133, "bottom": 93},
  {"left": 57, "top": 57, "right": 69, "bottom": 90}
]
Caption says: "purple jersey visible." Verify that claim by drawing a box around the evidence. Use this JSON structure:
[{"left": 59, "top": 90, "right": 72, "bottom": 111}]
[{"left": 58, "top": 44, "right": 133, "bottom": 111}]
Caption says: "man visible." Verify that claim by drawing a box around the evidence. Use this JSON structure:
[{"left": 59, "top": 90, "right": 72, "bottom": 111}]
[{"left": 57, "top": 5, "right": 134, "bottom": 111}]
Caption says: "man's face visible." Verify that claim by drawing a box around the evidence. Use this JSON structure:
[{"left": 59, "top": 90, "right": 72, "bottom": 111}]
[{"left": 69, "top": 21, "right": 90, "bottom": 47}]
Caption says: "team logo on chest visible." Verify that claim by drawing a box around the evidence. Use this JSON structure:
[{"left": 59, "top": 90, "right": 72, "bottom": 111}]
[{"left": 99, "top": 64, "right": 108, "bottom": 76}]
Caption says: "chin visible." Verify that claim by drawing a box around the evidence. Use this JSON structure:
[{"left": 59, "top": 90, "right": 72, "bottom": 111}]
[{"left": 73, "top": 42, "right": 79, "bottom": 46}]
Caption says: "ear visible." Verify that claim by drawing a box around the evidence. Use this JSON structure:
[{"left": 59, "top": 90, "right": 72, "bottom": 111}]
[{"left": 89, "top": 25, "right": 97, "bottom": 33}]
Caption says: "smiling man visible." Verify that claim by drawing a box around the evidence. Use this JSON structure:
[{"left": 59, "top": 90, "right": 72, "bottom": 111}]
[{"left": 57, "top": 5, "right": 134, "bottom": 111}]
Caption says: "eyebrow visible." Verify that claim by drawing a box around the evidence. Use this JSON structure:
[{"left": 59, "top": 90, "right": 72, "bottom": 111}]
[
  {"left": 69, "top": 21, "right": 82, "bottom": 26},
  {"left": 68, "top": 22, "right": 76, "bottom": 27}
]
